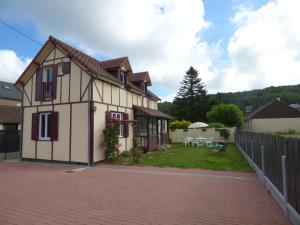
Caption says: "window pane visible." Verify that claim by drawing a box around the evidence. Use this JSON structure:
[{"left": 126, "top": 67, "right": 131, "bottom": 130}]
[
  {"left": 152, "top": 119, "right": 157, "bottom": 135},
  {"left": 47, "top": 114, "right": 51, "bottom": 138},
  {"left": 47, "top": 68, "right": 53, "bottom": 82},
  {"left": 41, "top": 114, "right": 46, "bottom": 138}
]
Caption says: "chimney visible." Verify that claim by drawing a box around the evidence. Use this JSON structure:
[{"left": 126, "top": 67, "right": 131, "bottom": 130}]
[{"left": 276, "top": 97, "right": 280, "bottom": 101}]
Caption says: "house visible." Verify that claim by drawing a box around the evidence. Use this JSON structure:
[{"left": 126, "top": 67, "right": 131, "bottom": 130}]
[
  {"left": 15, "top": 36, "right": 170, "bottom": 164},
  {"left": 244, "top": 97, "right": 300, "bottom": 132},
  {"left": 289, "top": 103, "right": 300, "bottom": 111},
  {"left": 0, "top": 81, "right": 22, "bottom": 107},
  {"left": 0, "top": 81, "right": 21, "bottom": 160},
  {"left": 0, "top": 81, "right": 21, "bottom": 131}
]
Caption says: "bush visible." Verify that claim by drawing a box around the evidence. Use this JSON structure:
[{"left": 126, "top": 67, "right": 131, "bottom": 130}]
[
  {"left": 219, "top": 128, "right": 230, "bottom": 139},
  {"left": 131, "top": 137, "right": 143, "bottom": 163},
  {"left": 120, "top": 150, "right": 131, "bottom": 157},
  {"left": 207, "top": 104, "right": 244, "bottom": 128},
  {"left": 169, "top": 120, "right": 192, "bottom": 129},
  {"left": 208, "top": 122, "right": 225, "bottom": 128},
  {"left": 276, "top": 129, "right": 296, "bottom": 135},
  {"left": 102, "top": 119, "right": 120, "bottom": 160}
]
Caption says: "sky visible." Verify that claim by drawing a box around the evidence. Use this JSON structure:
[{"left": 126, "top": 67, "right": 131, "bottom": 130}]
[{"left": 0, "top": 0, "right": 299, "bottom": 102}]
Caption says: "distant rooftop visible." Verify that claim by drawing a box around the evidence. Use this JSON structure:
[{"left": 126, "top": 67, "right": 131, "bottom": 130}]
[{"left": 0, "top": 81, "right": 22, "bottom": 101}]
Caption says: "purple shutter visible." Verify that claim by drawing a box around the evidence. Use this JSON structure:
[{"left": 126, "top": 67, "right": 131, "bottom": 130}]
[
  {"left": 52, "top": 64, "right": 58, "bottom": 99},
  {"left": 123, "top": 113, "right": 129, "bottom": 138},
  {"left": 63, "top": 62, "right": 71, "bottom": 74},
  {"left": 50, "top": 112, "right": 59, "bottom": 141},
  {"left": 105, "top": 111, "right": 112, "bottom": 128},
  {"left": 31, "top": 113, "right": 39, "bottom": 140},
  {"left": 35, "top": 68, "right": 42, "bottom": 101}
]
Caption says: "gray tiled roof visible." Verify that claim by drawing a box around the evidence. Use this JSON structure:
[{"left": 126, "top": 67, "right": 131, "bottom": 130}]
[{"left": 0, "top": 81, "right": 22, "bottom": 100}]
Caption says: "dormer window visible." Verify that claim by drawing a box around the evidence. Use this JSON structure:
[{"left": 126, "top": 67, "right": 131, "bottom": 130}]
[
  {"left": 119, "top": 71, "right": 125, "bottom": 84},
  {"left": 141, "top": 82, "right": 145, "bottom": 92}
]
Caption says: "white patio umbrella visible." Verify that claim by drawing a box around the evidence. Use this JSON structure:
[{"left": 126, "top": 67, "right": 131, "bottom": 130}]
[{"left": 188, "top": 122, "right": 209, "bottom": 129}]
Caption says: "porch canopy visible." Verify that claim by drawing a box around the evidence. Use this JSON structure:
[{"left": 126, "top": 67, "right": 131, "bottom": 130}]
[
  {"left": 133, "top": 105, "right": 171, "bottom": 152},
  {"left": 133, "top": 105, "right": 171, "bottom": 119}
]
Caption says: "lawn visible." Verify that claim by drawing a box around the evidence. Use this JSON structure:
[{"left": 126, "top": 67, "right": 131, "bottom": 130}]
[
  {"left": 116, "top": 143, "right": 253, "bottom": 172},
  {"left": 279, "top": 133, "right": 300, "bottom": 138}
]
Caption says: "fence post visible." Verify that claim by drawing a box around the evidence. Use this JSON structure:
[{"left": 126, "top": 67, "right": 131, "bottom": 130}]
[
  {"left": 261, "top": 145, "right": 265, "bottom": 174},
  {"left": 251, "top": 140, "right": 254, "bottom": 161},
  {"left": 281, "top": 155, "right": 288, "bottom": 203}
]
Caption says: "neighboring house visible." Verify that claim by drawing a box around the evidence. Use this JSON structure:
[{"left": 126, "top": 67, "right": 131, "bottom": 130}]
[
  {"left": 0, "top": 81, "right": 21, "bottom": 106},
  {"left": 15, "top": 36, "right": 170, "bottom": 164},
  {"left": 289, "top": 103, "right": 300, "bottom": 111},
  {"left": 244, "top": 98, "right": 300, "bottom": 132},
  {"left": 0, "top": 81, "right": 21, "bottom": 131}
]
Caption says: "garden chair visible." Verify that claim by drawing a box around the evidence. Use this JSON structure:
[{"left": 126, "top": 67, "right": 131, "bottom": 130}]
[
  {"left": 205, "top": 137, "right": 214, "bottom": 148},
  {"left": 191, "top": 138, "right": 201, "bottom": 147},
  {"left": 184, "top": 137, "right": 193, "bottom": 147},
  {"left": 212, "top": 143, "right": 225, "bottom": 153}
]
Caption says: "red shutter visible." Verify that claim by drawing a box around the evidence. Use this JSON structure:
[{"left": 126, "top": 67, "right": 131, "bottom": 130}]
[
  {"left": 52, "top": 65, "right": 58, "bottom": 99},
  {"left": 31, "top": 113, "right": 39, "bottom": 140},
  {"left": 123, "top": 113, "right": 129, "bottom": 138},
  {"left": 105, "top": 111, "right": 112, "bottom": 128},
  {"left": 35, "top": 68, "right": 42, "bottom": 101},
  {"left": 63, "top": 62, "right": 71, "bottom": 74},
  {"left": 50, "top": 112, "right": 59, "bottom": 141}
]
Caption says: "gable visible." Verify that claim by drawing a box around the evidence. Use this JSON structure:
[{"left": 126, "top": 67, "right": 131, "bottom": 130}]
[{"left": 252, "top": 101, "right": 300, "bottom": 119}]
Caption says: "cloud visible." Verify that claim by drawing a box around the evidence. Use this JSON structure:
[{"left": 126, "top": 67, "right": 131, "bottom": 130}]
[
  {"left": 210, "top": 0, "right": 300, "bottom": 93},
  {"left": 0, "top": 0, "right": 218, "bottom": 99},
  {"left": 0, "top": 50, "right": 31, "bottom": 82}
]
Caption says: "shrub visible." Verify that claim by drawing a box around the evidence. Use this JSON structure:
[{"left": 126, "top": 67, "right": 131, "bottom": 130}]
[
  {"left": 276, "top": 129, "right": 296, "bottom": 135},
  {"left": 131, "top": 137, "right": 143, "bottom": 163},
  {"left": 208, "top": 122, "right": 225, "bottom": 128},
  {"left": 102, "top": 119, "right": 120, "bottom": 160},
  {"left": 219, "top": 128, "right": 230, "bottom": 140},
  {"left": 120, "top": 150, "right": 131, "bottom": 157},
  {"left": 207, "top": 104, "right": 244, "bottom": 128},
  {"left": 169, "top": 120, "right": 192, "bottom": 129}
]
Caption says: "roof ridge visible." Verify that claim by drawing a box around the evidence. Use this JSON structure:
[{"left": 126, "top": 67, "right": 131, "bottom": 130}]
[
  {"left": 101, "top": 56, "right": 128, "bottom": 63},
  {"left": 49, "top": 36, "right": 121, "bottom": 84}
]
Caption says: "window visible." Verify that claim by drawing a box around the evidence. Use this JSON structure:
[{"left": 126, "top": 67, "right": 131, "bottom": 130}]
[
  {"left": 57, "top": 63, "right": 63, "bottom": 75},
  {"left": 148, "top": 118, "right": 157, "bottom": 135},
  {"left": 137, "top": 117, "right": 147, "bottom": 136},
  {"left": 111, "top": 112, "right": 123, "bottom": 137},
  {"left": 39, "top": 113, "right": 51, "bottom": 140},
  {"left": 42, "top": 67, "right": 53, "bottom": 99},
  {"left": 119, "top": 71, "right": 125, "bottom": 83}
]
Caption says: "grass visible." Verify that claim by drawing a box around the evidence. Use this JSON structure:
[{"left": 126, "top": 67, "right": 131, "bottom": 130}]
[
  {"left": 278, "top": 133, "right": 300, "bottom": 138},
  {"left": 116, "top": 143, "right": 253, "bottom": 172}
]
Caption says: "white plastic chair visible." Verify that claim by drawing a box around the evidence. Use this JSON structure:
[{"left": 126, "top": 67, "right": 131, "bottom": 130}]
[{"left": 184, "top": 137, "right": 193, "bottom": 147}]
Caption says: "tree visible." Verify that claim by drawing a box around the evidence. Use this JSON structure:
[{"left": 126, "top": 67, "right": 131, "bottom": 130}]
[
  {"left": 158, "top": 101, "right": 175, "bottom": 117},
  {"left": 207, "top": 104, "right": 244, "bottom": 128},
  {"left": 173, "top": 66, "right": 209, "bottom": 122}
]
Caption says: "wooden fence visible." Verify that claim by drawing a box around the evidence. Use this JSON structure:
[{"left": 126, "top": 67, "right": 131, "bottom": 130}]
[{"left": 236, "top": 130, "right": 300, "bottom": 224}]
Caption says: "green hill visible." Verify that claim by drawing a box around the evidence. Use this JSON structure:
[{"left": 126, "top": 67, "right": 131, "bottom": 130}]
[
  {"left": 210, "top": 84, "right": 300, "bottom": 112},
  {"left": 158, "top": 84, "right": 300, "bottom": 115}
]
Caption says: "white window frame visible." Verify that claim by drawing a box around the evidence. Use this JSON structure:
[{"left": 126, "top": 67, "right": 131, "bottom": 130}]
[
  {"left": 111, "top": 112, "right": 123, "bottom": 137},
  {"left": 39, "top": 112, "right": 51, "bottom": 140}
]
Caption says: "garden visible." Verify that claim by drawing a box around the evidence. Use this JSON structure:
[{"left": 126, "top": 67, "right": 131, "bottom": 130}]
[{"left": 112, "top": 143, "right": 252, "bottom": 172}]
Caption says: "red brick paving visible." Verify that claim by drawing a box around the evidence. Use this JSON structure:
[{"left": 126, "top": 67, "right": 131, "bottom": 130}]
[{"left": 0, "top": 162, "right": 290, "bottom": 225}]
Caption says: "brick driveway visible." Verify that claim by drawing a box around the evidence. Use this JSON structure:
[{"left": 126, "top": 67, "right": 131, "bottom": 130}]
[{"left": 0, "top": 162, "right": 290, "bottom": 225}]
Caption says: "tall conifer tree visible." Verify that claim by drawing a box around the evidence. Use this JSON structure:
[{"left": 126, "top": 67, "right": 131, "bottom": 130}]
[{"left": 173, "top": 66, "right": 209, "bottom": 122}]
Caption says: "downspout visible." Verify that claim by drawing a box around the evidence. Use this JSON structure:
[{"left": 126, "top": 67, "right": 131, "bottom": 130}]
[
  {"left": 19, "top": 86, "right": 24, "bottom": 160},
  {"left": 87, "top": 79, "right": 92, "bottom": 166}
]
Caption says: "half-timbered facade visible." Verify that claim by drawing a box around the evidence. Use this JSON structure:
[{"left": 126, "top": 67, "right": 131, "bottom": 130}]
[{"left": 15, "top": 36, "right": 170, "bottom": 164}]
